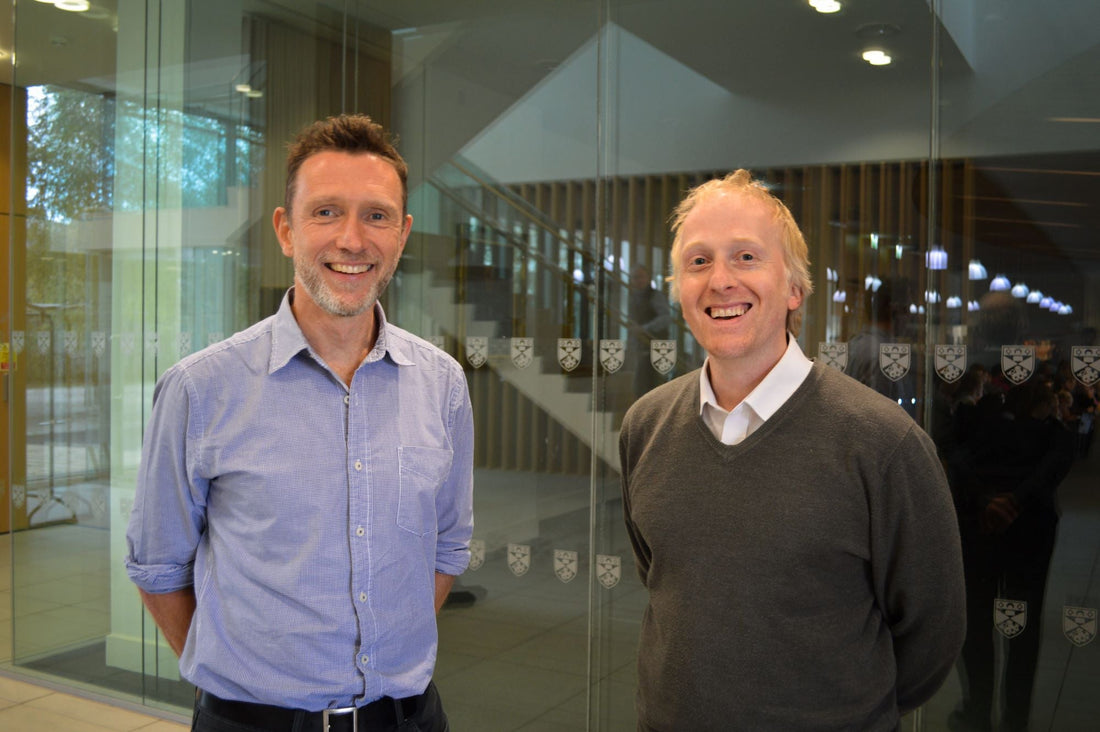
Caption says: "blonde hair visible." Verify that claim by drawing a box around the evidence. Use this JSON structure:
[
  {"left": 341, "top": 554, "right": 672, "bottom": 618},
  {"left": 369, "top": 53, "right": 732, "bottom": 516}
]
[{"left": 668, "top": 169, "right": 813, "bottom": 336}]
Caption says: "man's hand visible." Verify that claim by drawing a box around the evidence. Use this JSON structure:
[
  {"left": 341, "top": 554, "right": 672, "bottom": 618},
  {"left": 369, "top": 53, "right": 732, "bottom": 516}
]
[
  {"left": 434, "top": 573, "right": 456, "bottom": 614},
  {"left": 980, "top": 494, "right": 1019, "bottom": 535}
]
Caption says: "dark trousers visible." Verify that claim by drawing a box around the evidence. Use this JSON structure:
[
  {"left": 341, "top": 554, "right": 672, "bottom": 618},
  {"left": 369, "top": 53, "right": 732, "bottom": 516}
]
[{"left": 191, "top": 682, "right": 449, "bottom": 732}]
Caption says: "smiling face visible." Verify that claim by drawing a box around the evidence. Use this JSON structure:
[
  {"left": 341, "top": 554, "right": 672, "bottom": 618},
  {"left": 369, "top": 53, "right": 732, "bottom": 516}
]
[
  {"left": 676, "top": 190, "right": 803, "bottom": 375},
  {"left": 273, "top": 151, "right": 412, "bottom": 324}
]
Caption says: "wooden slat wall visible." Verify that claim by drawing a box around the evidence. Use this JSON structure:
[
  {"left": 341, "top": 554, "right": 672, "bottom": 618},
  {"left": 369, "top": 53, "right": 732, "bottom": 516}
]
[{"left": 462, "top": 160, "right": 954, "bottom": 472}]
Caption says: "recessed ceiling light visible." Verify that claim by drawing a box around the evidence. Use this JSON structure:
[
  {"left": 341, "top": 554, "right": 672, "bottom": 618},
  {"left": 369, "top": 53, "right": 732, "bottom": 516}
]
[
  {"left": 809, "top": 0, "right": 842, "bottom": 13},
  {"left": 862, "top": 49, "right": 892, "bottom": 66},
  {"left": 56, "top": 0, "right": 91, "bottom": 11},
  {"left": 925, "top": 246, "right": 947, "bottom": 270}
]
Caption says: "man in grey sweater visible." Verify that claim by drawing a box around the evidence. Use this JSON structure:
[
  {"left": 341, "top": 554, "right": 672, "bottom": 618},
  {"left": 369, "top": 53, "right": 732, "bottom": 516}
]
[{"left": 619, "top": 170, "right": 965, "bottom": 731}]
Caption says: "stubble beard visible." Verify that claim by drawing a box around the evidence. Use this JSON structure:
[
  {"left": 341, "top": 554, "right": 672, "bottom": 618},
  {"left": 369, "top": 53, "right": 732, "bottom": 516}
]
[{"left": 295, "top": 255, "right": 397, "bottom": 318}]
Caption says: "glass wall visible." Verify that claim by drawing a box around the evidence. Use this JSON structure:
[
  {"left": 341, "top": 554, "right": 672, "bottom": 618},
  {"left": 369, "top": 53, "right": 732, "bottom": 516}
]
[{"left": 3, "top": 1, "right": 1099, "bottom": 730}]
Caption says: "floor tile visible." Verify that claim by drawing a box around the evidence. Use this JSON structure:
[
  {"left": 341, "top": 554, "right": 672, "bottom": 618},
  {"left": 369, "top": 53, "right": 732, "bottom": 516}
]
[
  {"left": 0, "top": 703, "right": 126, "bottom": 732},
  {"left": 137, "top": 721, "right": 190, "bottom": 731},
  {"left": 26, "top": 691, "right": 159, "bottom": 731},
  {"left": 0, "top": 675, "right": 54, "bottom": 703}
]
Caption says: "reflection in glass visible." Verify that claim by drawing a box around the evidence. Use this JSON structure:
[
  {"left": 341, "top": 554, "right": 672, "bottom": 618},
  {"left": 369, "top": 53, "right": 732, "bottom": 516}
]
[{"left": 4, "top": 0, "right": 1100, "bottom": 729}]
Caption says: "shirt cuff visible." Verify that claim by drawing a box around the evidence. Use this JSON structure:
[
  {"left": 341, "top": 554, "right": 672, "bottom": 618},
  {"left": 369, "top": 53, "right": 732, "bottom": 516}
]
[{"left": 125, "top": 558, "right": 195, "bottom": 594}]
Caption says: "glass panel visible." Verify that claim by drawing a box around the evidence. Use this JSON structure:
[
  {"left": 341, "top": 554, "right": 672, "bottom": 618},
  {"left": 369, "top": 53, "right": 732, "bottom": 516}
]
[
  {"left": 3, "top": 1, "right": 1098, "bottom": 730},
  {"left": 388, "top": 3, "right": 604, "bottom": 727},
  {"left": 595, "top": 0, "right": 939, "bottom": 728},
  {"left": 600, "top": 1, "right": 1096, "bottom": 731},
  {"left": 10, "top": 0, "right": 129, "bottom": 694},
  {"left": 929, "top": 3, "right": 1100, "bottom": 730},
  {"left": 0, "top": 0, "right": 15, "bottom": 669},
  {"left": 6, "top": 0, "right": 390, "bottom": 712}
]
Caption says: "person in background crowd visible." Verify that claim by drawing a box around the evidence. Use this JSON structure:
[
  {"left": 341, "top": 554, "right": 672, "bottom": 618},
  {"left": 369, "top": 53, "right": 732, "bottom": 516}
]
[
  {"left": 942, "top": 294, "right": 1076, "bottom": 732},
  {"left": 946, "top": 378, "right": 1074, "bottom": 732}
]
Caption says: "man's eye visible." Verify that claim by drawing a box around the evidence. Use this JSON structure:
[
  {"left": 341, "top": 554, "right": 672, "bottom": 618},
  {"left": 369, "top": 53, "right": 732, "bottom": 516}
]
[
  {"left": 316, "top": 208, "right": 337, "bottom": 217},
  {"left": 689, "top": 256, "right": 707, "bottom": 266},
  {"left": 739, "top": 253, "right": 755, "bottom": 262}
]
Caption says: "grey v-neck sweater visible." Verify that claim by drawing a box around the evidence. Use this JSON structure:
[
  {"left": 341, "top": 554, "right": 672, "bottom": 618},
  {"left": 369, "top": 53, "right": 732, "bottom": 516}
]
[{"left": 620, "top": 362, "right": 965, "bottom": 731}]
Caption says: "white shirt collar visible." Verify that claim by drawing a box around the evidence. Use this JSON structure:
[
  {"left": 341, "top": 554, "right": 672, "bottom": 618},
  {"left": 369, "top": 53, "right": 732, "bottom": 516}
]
[{"left": 698, "top": 335, "right": 813, "bottom": 443}]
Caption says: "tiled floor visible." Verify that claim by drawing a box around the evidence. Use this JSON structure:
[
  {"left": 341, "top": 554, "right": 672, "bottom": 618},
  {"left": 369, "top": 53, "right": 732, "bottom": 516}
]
[
  {"left": 1, "top": 452, "right": 1098, "bottom": 730},
  {"left": 0, "top": 518, "right": 187, "bottom": 730},
  {"left": 0, "top": 673, "right": 187, "bottom": 731}
]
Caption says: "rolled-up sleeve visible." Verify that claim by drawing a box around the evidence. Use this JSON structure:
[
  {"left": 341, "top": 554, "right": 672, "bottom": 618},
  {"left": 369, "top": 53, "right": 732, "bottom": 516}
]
[
  {"left": 125, "top": 365, "right": 209, "bottom": 594},
  {"left": 433, "top": 370, "right": 474, "bottom": 576}
]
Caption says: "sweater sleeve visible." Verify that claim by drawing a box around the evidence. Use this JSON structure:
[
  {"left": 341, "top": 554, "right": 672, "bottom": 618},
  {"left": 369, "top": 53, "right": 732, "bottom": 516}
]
[
  {"left": 619, "top": 414, "right": 653, "bottom": 583},
  {"left": 870, "top": 424, "right": 966, "bottom": 713}
]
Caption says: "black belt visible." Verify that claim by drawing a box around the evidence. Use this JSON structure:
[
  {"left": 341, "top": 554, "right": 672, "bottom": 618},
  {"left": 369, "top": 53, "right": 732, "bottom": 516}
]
[{"left": 197, "top": 689, "right": 422, "bottom": 732}]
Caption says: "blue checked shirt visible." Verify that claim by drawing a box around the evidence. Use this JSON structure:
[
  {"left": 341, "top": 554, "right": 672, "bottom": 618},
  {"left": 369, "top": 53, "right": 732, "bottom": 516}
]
[{"left": 125, "top": 291, "right": 474, "bottom": 710}]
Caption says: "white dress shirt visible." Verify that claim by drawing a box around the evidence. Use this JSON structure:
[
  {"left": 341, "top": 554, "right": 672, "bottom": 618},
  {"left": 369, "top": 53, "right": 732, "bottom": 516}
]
[{"left": 699, "top": 335, "right": 813, "bottom": 445}]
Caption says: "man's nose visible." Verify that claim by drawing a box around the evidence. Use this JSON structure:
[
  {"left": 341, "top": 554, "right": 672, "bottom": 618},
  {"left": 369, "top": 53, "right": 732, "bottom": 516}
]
[
  {"left": 709, "top": 260, "right": 738, "bottom": 290},
  {"left": 336, "top": 217, "right": 369, "bottom": 250}
]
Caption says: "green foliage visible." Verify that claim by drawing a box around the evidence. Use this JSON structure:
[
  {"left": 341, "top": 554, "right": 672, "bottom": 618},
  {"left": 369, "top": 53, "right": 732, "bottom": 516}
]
[
  {"left": 27, "top": 88, "right": 114, "bottom": 222},
  {"left": 23, "top": 84, "right": 264, "bottom": 385},
  {"left": 25, "top": 87, "right": 114, "bottom": 323}
]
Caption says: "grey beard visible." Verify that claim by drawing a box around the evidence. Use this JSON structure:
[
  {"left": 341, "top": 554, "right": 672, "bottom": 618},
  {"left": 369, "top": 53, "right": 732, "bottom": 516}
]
[{"left": 296, "top": 262, "right": 394, "bottom": 317}]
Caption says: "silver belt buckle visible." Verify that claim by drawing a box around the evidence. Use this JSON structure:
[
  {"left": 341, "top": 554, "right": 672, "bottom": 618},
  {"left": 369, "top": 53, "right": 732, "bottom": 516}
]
[{"left": 322, "top": 705, "right": 358, "bottom": 732}]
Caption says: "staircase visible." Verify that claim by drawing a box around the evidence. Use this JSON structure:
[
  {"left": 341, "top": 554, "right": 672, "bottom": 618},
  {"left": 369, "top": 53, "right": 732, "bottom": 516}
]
[
  {"left": 393, "top": 155, "right": 701, "bottom": 477},
  {"left": 396, "top": 266, "right": 621, "bottom": 473}
]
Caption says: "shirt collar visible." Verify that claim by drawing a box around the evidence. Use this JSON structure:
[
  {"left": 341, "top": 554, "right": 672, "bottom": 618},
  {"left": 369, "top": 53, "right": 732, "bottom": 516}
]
[
  {"left": 269, "top": 288, "right": 415, "bottom": 374},
  {"left": 698, "top": 334, "right": 813, "bottom": 420}
]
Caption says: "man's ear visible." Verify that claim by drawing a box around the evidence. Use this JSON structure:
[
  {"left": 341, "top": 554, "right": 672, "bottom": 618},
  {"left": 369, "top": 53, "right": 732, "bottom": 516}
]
[
  {"left": 398, "top": 214, "right": 413, "bottom": 253},
  {"left": 273, "top": 207, "right": 293, "bottom": 257},
  {"left": 787, "top": 284, "right": 803, "bottom": 312}
]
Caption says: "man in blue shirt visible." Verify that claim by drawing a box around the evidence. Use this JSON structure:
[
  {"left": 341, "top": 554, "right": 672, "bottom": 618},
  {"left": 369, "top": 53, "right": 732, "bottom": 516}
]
[{"left": 126, "top": 114, "right": 474, "bottom": 732}]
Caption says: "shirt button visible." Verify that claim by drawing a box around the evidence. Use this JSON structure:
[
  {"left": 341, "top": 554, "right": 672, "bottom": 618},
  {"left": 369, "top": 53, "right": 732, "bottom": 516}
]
[
  {"left": 343, "top": 395, "right": 350, "bottom": 405},
  {"left": 359, "top": 591, "right": 367, "bottom": 602},
  {"left": 360, "top": 654, "right": 369, "bottom": 665},
  {"left": 354, "top": 460, "right": 363, "bottom": 471},
  {"left": 356, "top": 526, "right": 365, "bottom": 537}
]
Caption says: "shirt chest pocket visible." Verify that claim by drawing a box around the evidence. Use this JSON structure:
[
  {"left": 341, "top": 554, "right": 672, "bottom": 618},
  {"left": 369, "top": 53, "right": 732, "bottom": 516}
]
[{"left": 397, "top": 446, "right": 453, "bottom": 536}]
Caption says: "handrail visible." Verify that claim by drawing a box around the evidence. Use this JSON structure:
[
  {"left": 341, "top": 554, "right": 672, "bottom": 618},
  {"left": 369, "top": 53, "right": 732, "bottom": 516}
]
[
  {"left": 421, "top": 155, "right": 703, "bottom": 377},
  {"left": 447, "top": 156, "right": 602, "bottom": 274},
  {"left": 424, "top": 167, "right": 651, "bottom": 341}
]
